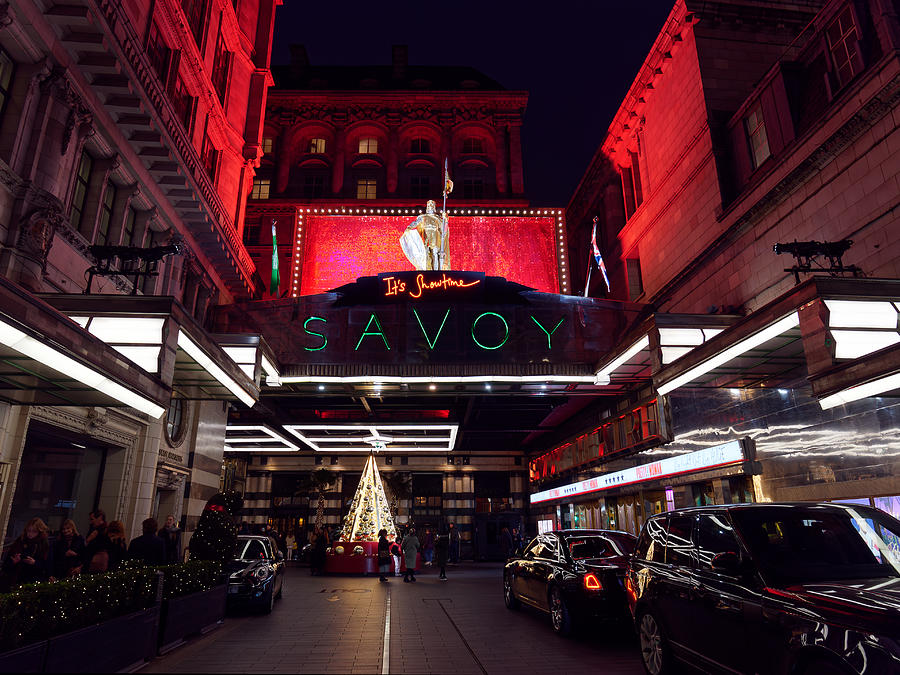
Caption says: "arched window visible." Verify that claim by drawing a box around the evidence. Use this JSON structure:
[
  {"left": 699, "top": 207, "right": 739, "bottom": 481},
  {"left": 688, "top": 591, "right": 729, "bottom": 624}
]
[
  {"left": 358, "top": 137, "right": 379, "bottom": 154},
  {"left": 309, "top": 138, "right": 326, "bottom": 154},
  {"left": 462, "top": 138, "right": 484, "bottom": 154},
  {"left": 165, "top": 398, "right": 187, "bottom": 445},
  {"left": 410, "top": 138, "right": 430, "bottom": 154}
]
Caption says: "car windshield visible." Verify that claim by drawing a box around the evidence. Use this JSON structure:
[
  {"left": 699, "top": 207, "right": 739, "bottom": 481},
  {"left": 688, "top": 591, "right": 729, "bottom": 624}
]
[
  {"left": 732, "top": 505, "right": 900, "bottom": 585},
  {"left": 235, "top": 538, "right": 269, "bottom": 560},
  {"left": 566, "top": 535, "right": 628, "bottom": 560}
]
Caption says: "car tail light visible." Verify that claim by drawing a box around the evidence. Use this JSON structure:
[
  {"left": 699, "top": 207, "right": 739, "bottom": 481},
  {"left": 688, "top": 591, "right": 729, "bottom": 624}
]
[{"left": 583, "top": 573, "right": 602, "bottom": 590}]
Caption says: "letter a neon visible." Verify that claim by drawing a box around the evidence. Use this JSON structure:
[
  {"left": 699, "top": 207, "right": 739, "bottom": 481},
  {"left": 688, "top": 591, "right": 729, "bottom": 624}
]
[
  {"left": 530, "top": 316, "right": 565, "bottom": 349},
  {"left": 412, "top": 308, "right": 451, "bottom": 350},
  {"left": 355, "top": 313, "right": 391, "bottom": 351}
]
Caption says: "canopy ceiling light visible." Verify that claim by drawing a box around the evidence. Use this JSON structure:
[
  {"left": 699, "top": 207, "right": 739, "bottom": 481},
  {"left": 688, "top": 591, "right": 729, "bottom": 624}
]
[
  {"left": 224, "top": 424, "right": 301, "bottom": 452},
  {"left": 278, "top": 375, "right": 597, "bottom": 385},
  {"left": 818, "top": 371, "right": 900, "bottom": 410},
  {"left": 177, "top": 330, "right": 256, "bottom": 407},
  {"left": 0, "top": 317, "right": 165, "bottom": 418},
  {"left": 595, "top": 335, "right": 650, "bottom": 384},
  {"left": 282, "top": 424, "right": 459, "bottom": 452}
]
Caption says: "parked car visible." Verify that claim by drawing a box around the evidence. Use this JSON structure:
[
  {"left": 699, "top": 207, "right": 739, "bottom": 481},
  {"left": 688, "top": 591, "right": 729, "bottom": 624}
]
[
  {"left": 626, "top": 503, "right": 900, "bottom": 675},
  {"left": 503, "top": 529, "right": 637, "bottom": 635},
  {"left": 226, "top": 535, "right": 285, "bottom": 613}
]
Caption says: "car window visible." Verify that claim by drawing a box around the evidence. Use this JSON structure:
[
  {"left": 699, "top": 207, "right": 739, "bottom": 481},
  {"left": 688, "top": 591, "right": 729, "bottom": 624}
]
[
  {"left": 635, "top": 517, "right": 667, "bottom": 562},
  {"left": 522, "top": 538, "right": 541, "bottom": 559},
  {"left": 538, "top": 536, "right": 560, "bottom": 560},
  {"left": 237, "top": 539, "right": 267, "bottom": 560},
  {"left": 732, "top": 505, "right": 900, "bottom": 584},
  {"left": 696, "top": 514, "right": 740, "bottom": 570},
  {"left": 567, "top": 536, "right": 617, "bottom": 560},
  {"left": 607, "top": 533, "right": 637, "bottom": 555},
  {"left": 666, "top": 515, "right": 695, "bottom": 567}
]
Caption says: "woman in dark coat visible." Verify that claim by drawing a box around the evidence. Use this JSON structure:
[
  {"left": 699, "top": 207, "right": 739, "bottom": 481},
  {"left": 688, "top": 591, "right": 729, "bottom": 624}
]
[
  {"left": 434, "top": 533, "right": 449, "bottom": 581},
  {"left": 52, "top": 518, "right": 85, "bottom": 579},
  {"left": 402, "top": 527, "right": 420, "bottom": 582},
  {"left": 2, "top": 517, "right": 51, "bottom": 589},
  {"left": 377, "top": 529, "right": 391, "bottom": 582}
]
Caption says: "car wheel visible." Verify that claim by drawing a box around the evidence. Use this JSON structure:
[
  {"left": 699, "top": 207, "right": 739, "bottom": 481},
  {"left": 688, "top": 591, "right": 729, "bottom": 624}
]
[
  {"left": 503, "top": 574, "right": 520, "bottom": 610},
  {"left": 549, "top": 587, "right": 572, "bottom": 636},
  {"left": 802, "top": 660, "right": 850, "bottom": 675},
  {"left": 638, "top": 610, "right": 671, "bottom": 675}
]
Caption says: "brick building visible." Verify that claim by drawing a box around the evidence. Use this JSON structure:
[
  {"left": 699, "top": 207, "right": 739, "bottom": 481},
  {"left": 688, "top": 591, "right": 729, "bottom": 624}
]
[
  {"left": 0, "top": 0, "right": 278, "bottom": 547},
  {"left": 537, "top": 0, "right": 900, "bottom": 533}
]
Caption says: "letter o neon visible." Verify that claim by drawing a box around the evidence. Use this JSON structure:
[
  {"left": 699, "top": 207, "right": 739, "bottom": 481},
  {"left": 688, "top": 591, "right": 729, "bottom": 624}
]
[{"left": 471, "top": 312, "right": 509, "bottom": 350}]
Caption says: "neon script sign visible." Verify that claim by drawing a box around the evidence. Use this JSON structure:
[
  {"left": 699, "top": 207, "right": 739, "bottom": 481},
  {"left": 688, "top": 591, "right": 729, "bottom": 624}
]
[{"left": 383, "top": 273, "right": 481, "bottom": 299}]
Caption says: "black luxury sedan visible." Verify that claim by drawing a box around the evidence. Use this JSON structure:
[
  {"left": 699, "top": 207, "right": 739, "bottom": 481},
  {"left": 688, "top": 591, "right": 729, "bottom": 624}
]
[
  {"left": 503, "top": 529, "right": 637, "bottom": 635},
  {"left": 626, "top": 503, "right": 900, "bottom": 675},
  {"left": 226, "top": 535, "right": 286, "bottom": 613}
]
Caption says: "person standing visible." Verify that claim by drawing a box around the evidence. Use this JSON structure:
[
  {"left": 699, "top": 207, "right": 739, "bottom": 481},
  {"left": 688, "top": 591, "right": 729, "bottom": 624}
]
[
  {"left": 158, "top": 515, "right": 182, "bottom": 564},
  {"left": 402, "top": 527, "right": 420, "bottom": 582},
  {"left": 311, "top": 526, "right": 327, "bottom": 576},
  {"left": 285, "top": 531, "right": 296, "bottom": 561},
  {"left": 128, "top": 518, "right": 166, "bottom": 565},
  {"left": 434, "top": 532, "right": 449, "bottom": 581},
  {"left": 448, "top": 522, "right": 460, "bottom": 564},
  {"left": 389, "top": 535, "right": 402, "bottom": 576},
  {"left": 2, "top": 517, "right": 51, "bottom": 590},
  {"left": 52, "top": 519, "right": 85, "bottom": 580},
  {"left": 377, "top": 529, "right": 391, "bottom": 582},
  {"left": 500, "top": 527, "right": 514, "bottom": 560},
  {"left": 105, "top": 520, "right": 128, "bottom": 571},
  {"left": 422, "top": 527, "right": 435, "bottom": 566}
]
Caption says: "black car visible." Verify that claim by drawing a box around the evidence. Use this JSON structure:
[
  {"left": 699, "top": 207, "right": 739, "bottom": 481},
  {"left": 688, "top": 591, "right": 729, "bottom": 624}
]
[
  {"left": 503, "top": 529, "right": 637, "bottom": 635},
  {"left": 226, "top": 535, "right": 286, "bottom": 613},
  {"left": 626, "top": 503, "right": 900, "bottom": 675}
]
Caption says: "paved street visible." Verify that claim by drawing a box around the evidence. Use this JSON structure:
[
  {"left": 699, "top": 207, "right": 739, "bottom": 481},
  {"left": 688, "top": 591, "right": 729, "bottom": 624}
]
[{"left": 142, "top": 563, "right": 645, "bottom": 674}]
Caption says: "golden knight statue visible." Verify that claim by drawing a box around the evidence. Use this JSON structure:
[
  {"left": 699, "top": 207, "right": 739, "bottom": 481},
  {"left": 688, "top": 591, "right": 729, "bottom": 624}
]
[{"left": 400, "top": 199, "right": 450, "bottom": 270}]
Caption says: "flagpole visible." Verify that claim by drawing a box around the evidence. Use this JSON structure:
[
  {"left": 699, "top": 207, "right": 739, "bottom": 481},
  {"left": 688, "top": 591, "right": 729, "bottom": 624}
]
[
  {"left": 441, "top": 157, "right": 449, "bottom": 270},
  {"left": 583, "top": 244, "right": 593, "bottom": 297}
]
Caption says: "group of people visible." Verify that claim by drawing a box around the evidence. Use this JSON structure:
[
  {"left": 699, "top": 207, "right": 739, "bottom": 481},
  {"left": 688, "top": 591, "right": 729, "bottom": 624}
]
[
  {"left": 1, "top": 511, "right": 182, "bottom": 591},
  {"left": 377, "top": 523, "right": 460, "bottom": 583}
]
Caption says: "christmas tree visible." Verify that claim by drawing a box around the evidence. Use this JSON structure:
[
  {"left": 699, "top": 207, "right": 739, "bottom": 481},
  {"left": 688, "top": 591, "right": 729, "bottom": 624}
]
[
  {"left": 189, "top": 491, "right": 243, "bottom": 564},
  {"left": 337, "top": 454, "right": 397, "bottom": 542}
]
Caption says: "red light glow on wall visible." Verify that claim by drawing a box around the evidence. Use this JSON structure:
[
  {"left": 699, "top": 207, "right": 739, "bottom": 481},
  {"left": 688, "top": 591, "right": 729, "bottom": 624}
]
[{"left": 298, "top": 214, "right": 561, "bottom": 295}]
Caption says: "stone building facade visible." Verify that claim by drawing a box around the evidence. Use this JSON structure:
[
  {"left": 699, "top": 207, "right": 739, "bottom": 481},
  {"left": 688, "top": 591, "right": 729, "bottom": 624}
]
[{"left": 0, "top": 0, "right": 277, "bottom": 548}]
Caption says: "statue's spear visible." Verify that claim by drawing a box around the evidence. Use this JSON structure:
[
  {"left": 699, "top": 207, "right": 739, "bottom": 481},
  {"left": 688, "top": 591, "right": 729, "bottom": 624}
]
[{"left": 440, "top": 157, "right": 453, "bottom": 269}]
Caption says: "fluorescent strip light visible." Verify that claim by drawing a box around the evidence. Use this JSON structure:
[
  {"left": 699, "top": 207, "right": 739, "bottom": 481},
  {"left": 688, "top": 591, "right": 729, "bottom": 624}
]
[
  {"left": 661, "top": 346, "right": 694, "bottom": 364},
  {"left": 819, "top": 371, "right": 900, "bottom": 410},
  {"left": 658, "top": 328, "right": 705, "bottom": 346},
  {"left": 82, "top": 316, "right": 166, "bottom": 344},
  {"left": 260, "top": 355, "right": 281, "bottom": 387},
  {"left": 0, "top": 318, "right": 165, "bottom": 418},
  {"left": 178, "top": 330, "right": 256, "bottom": 407},
  {"left": 825, "top": 300, "right": 898, "bottom": 329},
  {"left": 224, "top": 445, "right": 299, "bottom": 453},
  {"left": 222, "top": 346, "right": 257, "bottom": 364},
  {"left": 224, "top": 424, "right": 300, "bottom": 451},
  {"left": 109, "top": 345, "right": 161, "bottom": 373},
  {"left": 832, "top": 330, "right": 900, "bottom": 359},
  {"left": 657, "top": 312, "right": 800, "bottom": 395},
  {"left": 596, "top": 335, "right": 650, "bottom": 379},
  {"left": 278, "top": 375, "right": 598, "bottom": 384}
]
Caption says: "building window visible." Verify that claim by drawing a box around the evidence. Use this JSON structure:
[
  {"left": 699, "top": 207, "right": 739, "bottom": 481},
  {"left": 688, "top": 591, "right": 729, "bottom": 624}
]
[
  {"left": 171, "top": 77, "right": 195, "bottom": 135},
  {"left": 180, "top": 0, "right": 208, "bottom": 50},
  {"left": 146, "top": 22, "right": 170, "bottom": 86},
  {"left": 626, "top": 258, "right": 644, "bottom": 301},
  {"left": 261, "top": 137, "right": 273, "bottom": 154},
  {"left": 123, "top": 207, "right": 136, "bottom": 246},
  {"left": 827, "top": 6, "right": 863, "bottom": 89},
  {"left": 462, "top": 137, "right": 484, "bottom": 154},
  {"left": 309, "top": 138, "right": 326, "bottom": 154},
  {"left": 201, "top": 133, "right": 218, "bottom": 182},
  {"left": 357, "top": 178, "right": 376, "bottom": 199},
  {"left": 250, "top": 179, "right": 270, "bottom": 199},
  {"left": 745, "top": 105, "right": 770, "bottom": 170},
  {"left": 303, "top": 174, "right": 325, "bottom": 198},
  {"left": 621, "top": 151, "right": 643, "bottom": 219},
  {"left": 0, "top": 48, "right": 14, "bottom": 124},
  {"left": 462, "top": 178, "right": 483, "bottom": 199},
  {"left": 96, "top": 182, "right": 116, "bottom": 245},
  {"left": 242, "top": 220, "right": 260, "bottom": 245},
  {"left": 211, "top": 32, "right": 232, "bottom": 103},
  {"left": 410, "top": 138, "right": 430, "bottom": 154},
  {"left": 358, "top": 137, "right": 378, "bottom": 154},
  {"left": 410, "top": 175, "right": 431, "bottom": 199},
  {"left": 165, "top": 397, "right": 186, "bottom": 444},
  {"left": 70, "top": 151, "right": 93, "bottom": 232}
]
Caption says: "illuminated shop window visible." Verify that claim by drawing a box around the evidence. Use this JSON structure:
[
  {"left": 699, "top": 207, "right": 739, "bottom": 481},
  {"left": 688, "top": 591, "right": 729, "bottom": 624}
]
[
  {"left": 250, "top": 178, "right": 270, "bottom": 200},
  {"left": 745, "top": 105, "right": 770, "bottom": 170},
  {"left": 357, "top": 178, "right": 377, "bottom": 199},
  {"left": 462, "top": 178, "right": 483, "bottom": 199},
  {"left": 70, "top": 151, "right": 93, "bottom": 233},
  {"left": 358, "top": 137, "right": 378, "bottom": 154},
  {"left": 410, "top": 138, "right": 430, "bottom": 154},
  {"left": 462, "top": 137, "right": 484, "bottom": 154},
  {"left": 410, "top": 175, "right": 431, "bottom": 199},
  {"left": 261, "top": 137, "right": 273, "bottom": 154},
  {"left": 309, "top": 138, "right": 326, "bottom": 154},
  {"left": 827, "top": 6, "right": 862, "bottom": 88},
  {"left": 303, "top": 174, "right": 325, "bottom": 198},
  {"left": 96, "top": 181, "right": 116, "bottom": 245}
]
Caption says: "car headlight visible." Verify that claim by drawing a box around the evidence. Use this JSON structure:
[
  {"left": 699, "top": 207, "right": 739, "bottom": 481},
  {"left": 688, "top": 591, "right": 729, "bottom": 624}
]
[{"left": 253, "top": 566, "right": 272, "bottom": 581}]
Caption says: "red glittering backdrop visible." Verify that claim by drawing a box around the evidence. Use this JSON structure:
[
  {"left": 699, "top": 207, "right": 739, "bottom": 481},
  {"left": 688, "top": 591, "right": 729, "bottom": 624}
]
[{"left": 299, "top": 214, "right": 560, "bottom": 295}]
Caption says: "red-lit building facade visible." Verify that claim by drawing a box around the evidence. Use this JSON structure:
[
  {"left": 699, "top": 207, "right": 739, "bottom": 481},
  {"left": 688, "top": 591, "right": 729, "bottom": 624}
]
[
  {"left": 0, "top": 0, "right": 278, "bottom": 546},
  {"left": 536, "top": 0, "right": 900, "bottom": 533}
]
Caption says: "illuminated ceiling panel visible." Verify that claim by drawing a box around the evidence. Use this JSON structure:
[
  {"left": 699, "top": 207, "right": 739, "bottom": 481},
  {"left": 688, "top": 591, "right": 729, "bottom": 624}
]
[
  {"left": 224, "top": 425, "right": 301, "bottom": 452},
  {"left": 282, "top": 423, "right": 459, "bottom": 453}
]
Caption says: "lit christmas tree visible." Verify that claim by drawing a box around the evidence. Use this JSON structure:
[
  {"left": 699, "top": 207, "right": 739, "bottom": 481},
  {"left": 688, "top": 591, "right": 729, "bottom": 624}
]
[{"left": 337, "top": 453, "right": 397, "bottom": 542}]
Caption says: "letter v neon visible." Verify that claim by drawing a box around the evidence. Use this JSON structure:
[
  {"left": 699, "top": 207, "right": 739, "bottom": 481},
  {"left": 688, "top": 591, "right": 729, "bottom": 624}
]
[{"left": 412, "top": 308, "right": 451, "bottom": 350}]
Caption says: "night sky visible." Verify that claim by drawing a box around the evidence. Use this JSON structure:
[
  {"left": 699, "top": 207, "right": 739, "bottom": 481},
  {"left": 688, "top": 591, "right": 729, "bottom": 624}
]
[{"left": 271, "top": 1, "right": 674, "bottom": 207}]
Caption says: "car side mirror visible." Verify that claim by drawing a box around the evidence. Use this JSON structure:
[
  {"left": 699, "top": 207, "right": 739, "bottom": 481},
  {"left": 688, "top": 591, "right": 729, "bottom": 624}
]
[{"left": 710, "top": 551, "right": 742, "bottom": 574}]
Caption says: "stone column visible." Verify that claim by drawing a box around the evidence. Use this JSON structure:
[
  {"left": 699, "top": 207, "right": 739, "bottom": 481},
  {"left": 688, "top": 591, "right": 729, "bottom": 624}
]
[
  {"left": 493, "top": 124, "right": 508, "bottom": 195},
  {"left": 509, "top": 122, "right": 525, "bottom": 195},
  {"left": 332, "top": 126, "right": 346, "bottom": 195}
]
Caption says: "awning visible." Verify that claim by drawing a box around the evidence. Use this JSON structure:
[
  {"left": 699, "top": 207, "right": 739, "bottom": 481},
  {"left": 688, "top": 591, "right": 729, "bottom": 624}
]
[
  {"left": 41, "top": 295, "right": 260, "bottom": 407},
  {"left": 0, "top": 277, "right": 168, "bottom": 417}
]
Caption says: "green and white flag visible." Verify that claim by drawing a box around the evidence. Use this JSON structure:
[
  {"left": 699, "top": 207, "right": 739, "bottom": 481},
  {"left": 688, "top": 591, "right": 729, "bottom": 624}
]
[{"left": 270, "top": 219, "right": 279, "bottom": 296}]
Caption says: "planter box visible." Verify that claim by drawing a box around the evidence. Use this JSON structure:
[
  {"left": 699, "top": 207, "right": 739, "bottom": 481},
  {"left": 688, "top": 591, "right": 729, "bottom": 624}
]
[
  {"left": 0, "top": 640, "right": 47, "bottom": 673},
  {"left": 43, "top": 607, "right": 160, "bottom": 673},
  {"left": 158, "top": 585, "right": 227, "bottom": 654}
]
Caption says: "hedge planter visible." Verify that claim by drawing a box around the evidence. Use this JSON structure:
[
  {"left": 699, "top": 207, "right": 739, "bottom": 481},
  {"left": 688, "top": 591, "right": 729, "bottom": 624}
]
[
  {"left": 158, "top": 584, "right": 227, "bottom": 654},
  {"left": 0, "top": 640, "right": 46, "bottom": 673},
  {"left": 43, "top": 606, "right": 160, "bottom": 673}
]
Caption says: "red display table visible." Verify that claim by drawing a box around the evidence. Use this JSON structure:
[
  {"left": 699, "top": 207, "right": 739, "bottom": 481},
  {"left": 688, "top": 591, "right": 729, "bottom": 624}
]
[{"left": 323, "top": 541, "right": 423, "bottom": 575}]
